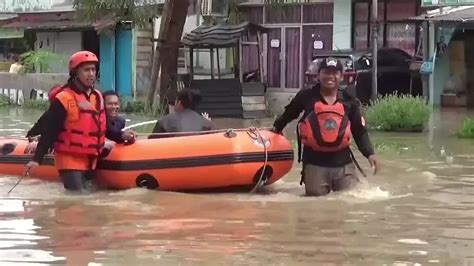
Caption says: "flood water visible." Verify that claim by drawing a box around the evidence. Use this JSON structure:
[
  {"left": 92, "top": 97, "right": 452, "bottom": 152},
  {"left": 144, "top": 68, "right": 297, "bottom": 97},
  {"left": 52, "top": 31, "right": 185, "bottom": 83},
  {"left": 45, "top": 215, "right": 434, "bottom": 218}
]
[{"left": 0, "top": 107, "right": 473, "bottom": 265}]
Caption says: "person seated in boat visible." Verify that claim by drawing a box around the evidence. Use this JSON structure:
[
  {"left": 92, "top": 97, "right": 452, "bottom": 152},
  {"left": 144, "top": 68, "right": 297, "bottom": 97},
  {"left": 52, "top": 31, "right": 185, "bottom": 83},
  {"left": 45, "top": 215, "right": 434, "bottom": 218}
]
[
  {"left": 25, "top": 84, "right": 63, "bottom": 141},
  {"left": 24, "top": 51, "right": 136, "bottom": 192},
  {"left": 24, "top": 84, "right": 64, "bottom": 154},
  {"left": 271, "top": 57, "right": 379, "bottom": 197},
  {"left": 148, "top": 88, "right": 216, "bottom": 138},
  {"left": 102, "top": 90, "right": 136, "bottom": 144}
]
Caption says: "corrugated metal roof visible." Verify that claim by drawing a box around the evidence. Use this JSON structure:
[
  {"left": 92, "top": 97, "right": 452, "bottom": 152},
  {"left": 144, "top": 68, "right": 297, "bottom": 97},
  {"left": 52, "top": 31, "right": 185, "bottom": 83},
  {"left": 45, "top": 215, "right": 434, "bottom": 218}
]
[
  {"left": 2, "top": 19, "right": 90, "bottom": 29},
  {"left": 409, "top": 6, "right": 474, "bottom": 22},
  {"left": 1, "top": 11, "right": 116, "bottom": 31},
  {"left": 181, "top": 21, "right": 267, "bottom": 48},
  {"left": 0, "top": 13, "right": 18, "bottom": 20}
]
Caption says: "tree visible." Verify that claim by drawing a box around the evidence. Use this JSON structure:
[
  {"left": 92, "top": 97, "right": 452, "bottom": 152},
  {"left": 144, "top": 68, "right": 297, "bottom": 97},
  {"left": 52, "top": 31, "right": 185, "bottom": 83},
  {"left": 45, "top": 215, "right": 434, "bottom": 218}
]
[
  {"left": 74, "top": 0, "right": 188, "bottom": 112},
  {"left": 147, "top": 0, "right": 189, "bottom": 111},
  {"left": 73, "top": 0, "right": 161, "bottom": 31}
]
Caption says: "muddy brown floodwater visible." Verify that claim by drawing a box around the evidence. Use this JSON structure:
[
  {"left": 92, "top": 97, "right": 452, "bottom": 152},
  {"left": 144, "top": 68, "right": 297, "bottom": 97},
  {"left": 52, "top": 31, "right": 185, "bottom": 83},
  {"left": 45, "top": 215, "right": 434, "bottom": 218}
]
[{"left": 0, "top": 107, "right": 472, "bottom": 265}]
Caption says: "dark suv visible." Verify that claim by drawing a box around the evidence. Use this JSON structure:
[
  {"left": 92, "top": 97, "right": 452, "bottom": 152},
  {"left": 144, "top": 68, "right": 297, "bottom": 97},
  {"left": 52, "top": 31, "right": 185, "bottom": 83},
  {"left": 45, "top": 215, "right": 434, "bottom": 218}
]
[{"left": 305, "top": 48, "right": 422, "bottom": 104}]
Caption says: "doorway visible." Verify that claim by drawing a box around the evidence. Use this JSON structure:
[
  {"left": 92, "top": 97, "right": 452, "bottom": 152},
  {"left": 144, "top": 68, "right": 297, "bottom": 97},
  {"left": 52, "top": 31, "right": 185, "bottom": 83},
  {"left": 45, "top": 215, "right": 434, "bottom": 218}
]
[{"left": 265, "top": 27, "right": 301, "bottom": 90}]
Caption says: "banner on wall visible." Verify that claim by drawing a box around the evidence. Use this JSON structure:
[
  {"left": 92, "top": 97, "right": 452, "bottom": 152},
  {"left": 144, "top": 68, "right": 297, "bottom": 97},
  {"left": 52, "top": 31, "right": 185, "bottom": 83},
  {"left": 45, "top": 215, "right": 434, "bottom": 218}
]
[
  {"left": 435, "top": 25, "right": 456, "bottom": 57},
  {"left": 422, "top": 0, "right": 474, "bottom": 6}
]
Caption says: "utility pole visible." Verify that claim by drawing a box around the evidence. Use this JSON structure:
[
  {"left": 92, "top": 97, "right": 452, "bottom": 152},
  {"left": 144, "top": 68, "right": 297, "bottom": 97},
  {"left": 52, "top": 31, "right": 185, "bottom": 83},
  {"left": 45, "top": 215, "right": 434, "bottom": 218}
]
[{"left": 371, "top": 0, "right": 378, "bottom": 102}]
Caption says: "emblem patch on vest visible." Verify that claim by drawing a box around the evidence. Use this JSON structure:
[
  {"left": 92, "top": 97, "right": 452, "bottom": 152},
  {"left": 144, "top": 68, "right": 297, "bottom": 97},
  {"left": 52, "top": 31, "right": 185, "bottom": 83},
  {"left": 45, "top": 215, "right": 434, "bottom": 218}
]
[
  {"left": 68, "top": 100, "right": 77, "bottom": 108},
  {"left": 323, "top": 118, "right": 337, "bottom": 130}
]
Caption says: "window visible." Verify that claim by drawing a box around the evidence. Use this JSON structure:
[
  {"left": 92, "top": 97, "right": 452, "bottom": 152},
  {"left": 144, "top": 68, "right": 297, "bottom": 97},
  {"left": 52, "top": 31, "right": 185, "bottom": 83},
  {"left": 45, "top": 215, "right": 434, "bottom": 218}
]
[
  {"left": 352, "top": 0, "right": 420, "bottom": 56},
  {"left": 354, "top": 2, "right": 369, "bottom": 49}
]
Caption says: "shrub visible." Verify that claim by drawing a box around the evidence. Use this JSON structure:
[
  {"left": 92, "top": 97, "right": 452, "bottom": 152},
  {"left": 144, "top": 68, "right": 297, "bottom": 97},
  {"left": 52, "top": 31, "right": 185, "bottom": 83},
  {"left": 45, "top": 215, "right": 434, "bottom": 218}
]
[
  {"left": 365, "top": 93, "right": 431, "bottom": 132},
  {"left": 457, "top": 118, "right": 474, "bottom": 139},
  {"left": 121, "top": 98, "right": 167, "bottom": 116},
  {"left": 23, "top": 99, "right": 49, "bottom": 110},
  {"left": 19, "top": 50, "right": 67, "bottom": 73},
  {"left": 0, "top": 95, "right": 10, "bottom": 106}
]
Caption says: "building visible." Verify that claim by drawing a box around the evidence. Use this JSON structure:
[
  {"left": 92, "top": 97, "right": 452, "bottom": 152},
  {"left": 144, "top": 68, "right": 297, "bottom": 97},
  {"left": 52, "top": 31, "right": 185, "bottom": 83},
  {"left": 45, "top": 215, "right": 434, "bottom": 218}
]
[
  {"left": 0, "top": 0, "right": 155, "bottom": 99},
  {"left": 237, "top": 0, "right": 429, "bottom": 90},
  {"left": 410, "top": 6, "right": 474, "bottom": 108}
]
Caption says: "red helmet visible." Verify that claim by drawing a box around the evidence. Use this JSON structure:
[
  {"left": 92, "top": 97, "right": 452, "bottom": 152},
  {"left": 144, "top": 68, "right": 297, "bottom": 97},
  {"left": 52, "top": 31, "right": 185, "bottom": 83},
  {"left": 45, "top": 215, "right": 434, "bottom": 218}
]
[
  {"left": 48, "top": 84, "right": 63, "bottom": 101},
  {"left": 68, "top": 51, "right": 98, "bottom": 71}
]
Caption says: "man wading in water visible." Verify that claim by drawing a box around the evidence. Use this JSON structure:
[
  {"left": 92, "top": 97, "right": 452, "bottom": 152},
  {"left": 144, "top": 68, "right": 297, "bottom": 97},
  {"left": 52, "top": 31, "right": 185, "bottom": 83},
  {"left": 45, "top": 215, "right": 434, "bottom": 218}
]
[{"left": 272, "top": 57, "right": 379, "bottom": 196}]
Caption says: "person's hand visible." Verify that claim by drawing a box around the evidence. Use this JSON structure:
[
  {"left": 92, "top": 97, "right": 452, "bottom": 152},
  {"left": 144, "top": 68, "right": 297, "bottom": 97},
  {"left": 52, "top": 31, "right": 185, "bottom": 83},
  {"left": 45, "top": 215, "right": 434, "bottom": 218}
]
[
  {"left": 202, "top": 112, "right": 211, "bottom": 121},
  {"left": 121, "top": 130, "right": 136, "bottom": 143},
  {"left": 368, "top": 155, "right": 379, "bottom": 175},
  {"left": 24, "top": 142, "right": 38, "bottom": 154},
  {"left": 270, "top": 126, "right": 283, "bottom": 135},
  {"left": 24, "top": 160, "right": 39, "bottom": 176}
]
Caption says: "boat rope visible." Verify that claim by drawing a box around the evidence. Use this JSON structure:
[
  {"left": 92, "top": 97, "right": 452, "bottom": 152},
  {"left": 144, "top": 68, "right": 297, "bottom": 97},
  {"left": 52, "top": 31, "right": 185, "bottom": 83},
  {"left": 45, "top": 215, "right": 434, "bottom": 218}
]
[
  {"left": 7, "top": 172, "right": 27, "bottom": 195},
  {"left": 350, "top": 149, "right": 367, "bottom": 177},
  {"left": 248, "top": 127, "right": 269, "bottom": 194},
  {"left": 122, "top": 120, "right": 158, "bottom": 131},
  {"left": 135, "top": 127, "right": 273, "bottom": 138}
]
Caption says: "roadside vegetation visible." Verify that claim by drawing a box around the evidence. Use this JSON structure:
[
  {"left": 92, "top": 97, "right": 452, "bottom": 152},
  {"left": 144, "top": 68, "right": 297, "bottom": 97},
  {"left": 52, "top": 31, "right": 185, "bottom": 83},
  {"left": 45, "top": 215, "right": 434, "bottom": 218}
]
[
  {"left": 457, "top": 118, "right": 474, "bottom": 139},
  {"left": 365, "top": 93, "right": 432, "bottom": 132}
]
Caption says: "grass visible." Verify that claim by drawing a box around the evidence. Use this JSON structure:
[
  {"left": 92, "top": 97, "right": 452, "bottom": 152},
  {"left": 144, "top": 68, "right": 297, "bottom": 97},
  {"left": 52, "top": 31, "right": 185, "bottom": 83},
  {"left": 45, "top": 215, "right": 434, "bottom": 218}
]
[
  {"left": 23, "top": 99, "right": 49, "bottom": 111},
  {"left": 457, "top": 118, "right": 474, "bottom": 139},
  {"left": 365, "top": 93, "right": 432, "bottom": 132}
]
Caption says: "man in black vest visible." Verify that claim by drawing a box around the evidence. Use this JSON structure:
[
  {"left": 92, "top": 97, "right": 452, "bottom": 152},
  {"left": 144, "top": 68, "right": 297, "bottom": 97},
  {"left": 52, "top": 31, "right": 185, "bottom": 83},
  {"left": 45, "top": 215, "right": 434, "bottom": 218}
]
[{"left": 272, "top": 57, "right": 379, "bottom": 196}]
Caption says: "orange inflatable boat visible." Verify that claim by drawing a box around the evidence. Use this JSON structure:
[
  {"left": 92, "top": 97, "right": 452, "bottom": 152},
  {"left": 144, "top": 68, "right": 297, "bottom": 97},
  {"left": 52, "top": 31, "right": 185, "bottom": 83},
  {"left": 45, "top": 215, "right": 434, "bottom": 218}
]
[{"left": 0, "top": 128, "right": 294, "bottom": 192}]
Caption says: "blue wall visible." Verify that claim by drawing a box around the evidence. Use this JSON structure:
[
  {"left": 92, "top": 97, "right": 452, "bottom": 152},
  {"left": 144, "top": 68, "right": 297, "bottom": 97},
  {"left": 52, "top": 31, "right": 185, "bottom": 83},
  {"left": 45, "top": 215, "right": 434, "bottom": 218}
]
[
  {"left": 99, "top": 26, "right": 134, "bottom": 96},
  {"left": 115, "top": 28, "right": 133, "bottom": 97},
  {"left": 99, "top": 32, "right": 115, "bottom": 92}
]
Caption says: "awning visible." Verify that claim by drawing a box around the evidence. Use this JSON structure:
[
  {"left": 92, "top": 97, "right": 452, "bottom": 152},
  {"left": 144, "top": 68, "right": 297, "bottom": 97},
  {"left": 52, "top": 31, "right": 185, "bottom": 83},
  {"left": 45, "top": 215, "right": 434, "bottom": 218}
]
[
  {"left": 2, "top": 19, "right": 91, "bottom": 30},
  {"left": 181, "top": 21, "right": 268, "bottom": 48},
  {"left": 0, "top": 28, "right": 24, "bottom": 39},
  {"left": 409, "top": 6, "right": 474, "bottom": 22},
  {"left": 1, "top": 11, "right": 117, "bottom": 31},
  {"left": 0, "top": 14, "right": 17, "bottom": 21}
]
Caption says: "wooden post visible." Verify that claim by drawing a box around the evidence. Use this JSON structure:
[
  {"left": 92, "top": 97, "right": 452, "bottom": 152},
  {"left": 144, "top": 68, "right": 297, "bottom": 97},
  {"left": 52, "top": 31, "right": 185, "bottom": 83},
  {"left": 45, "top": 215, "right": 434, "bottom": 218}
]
[
  {"left": 256, "top": 32, "right": 263, "bottom": 83},
  {"left": 210, "top": 48, "right": 215, "bottom": 79},
  {"left": 239, "top": 38, "right": 243, "bottom": 83},
  {"left": 189, "top": 47, "right": 194, "bottom": 80},
  {"left": 371, "top": 0, "right": 378, "bottom": 102},
  {"left": 216, "top": 48, "right": 221, "bottom": 78}
]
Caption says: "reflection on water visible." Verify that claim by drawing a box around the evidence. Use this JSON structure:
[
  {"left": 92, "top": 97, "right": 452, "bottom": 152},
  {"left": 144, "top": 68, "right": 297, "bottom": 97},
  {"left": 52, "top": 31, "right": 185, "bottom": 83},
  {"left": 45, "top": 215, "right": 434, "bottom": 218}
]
[{"left": 0, "top": 107, "right": 472, "bottom": 265}]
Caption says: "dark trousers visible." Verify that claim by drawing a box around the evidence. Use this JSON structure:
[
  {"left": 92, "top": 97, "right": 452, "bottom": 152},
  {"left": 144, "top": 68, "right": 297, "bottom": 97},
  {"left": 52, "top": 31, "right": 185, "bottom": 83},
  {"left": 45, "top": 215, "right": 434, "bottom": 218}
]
[
  {"left": 302, "top": 163, "right": 359, "bottom": 196},
  {"left": 58, "top": 170, "right": 96, "bottom": 192}
]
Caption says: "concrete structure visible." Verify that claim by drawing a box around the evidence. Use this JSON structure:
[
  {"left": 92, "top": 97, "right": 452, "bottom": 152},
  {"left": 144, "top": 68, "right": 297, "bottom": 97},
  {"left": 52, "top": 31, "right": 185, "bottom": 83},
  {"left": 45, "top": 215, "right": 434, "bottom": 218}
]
[
  {"left": 410, "top": 6, "right": 474, "bottom": 108},
  {"left": 235, "top": 0, "right": 428, "bottom": 111},
  {"left": 0, "top": 72, "right": 68, "bottom": 104},
  {"left": 0, "top": 0, "right": 141, "bottom": 98}
]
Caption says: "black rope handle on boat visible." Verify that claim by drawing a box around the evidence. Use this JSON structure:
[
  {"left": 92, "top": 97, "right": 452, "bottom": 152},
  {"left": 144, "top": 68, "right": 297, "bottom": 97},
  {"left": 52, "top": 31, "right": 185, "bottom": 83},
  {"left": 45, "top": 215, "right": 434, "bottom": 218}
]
[
  {"left": 248, "top": 127, "right": 269, "bottom": 194},
  {"left": 136, "top": 127, "right": 273, "bottom": 138}
]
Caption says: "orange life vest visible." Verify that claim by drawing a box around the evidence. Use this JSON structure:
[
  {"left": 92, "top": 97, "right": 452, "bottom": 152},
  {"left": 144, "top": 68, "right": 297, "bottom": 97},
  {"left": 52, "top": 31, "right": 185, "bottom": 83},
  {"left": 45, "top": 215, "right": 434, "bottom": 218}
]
[
  {"left": 48, "top": 84, "right": 64, "bottom": 101},
  {"left": 53, "top": 87, "right": 106, "bottom": 156},
  {"left": 298, "top": 101, "right": 351, "bottom": 152}
]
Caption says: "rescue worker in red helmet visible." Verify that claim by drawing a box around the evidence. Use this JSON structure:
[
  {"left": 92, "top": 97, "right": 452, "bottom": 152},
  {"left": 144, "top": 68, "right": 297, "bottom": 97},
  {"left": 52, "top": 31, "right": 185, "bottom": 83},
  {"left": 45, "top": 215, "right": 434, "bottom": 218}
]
[
  {"left": 272, "top": 57, "right": 379, "bottom": 197},
  {"left": 24, "top": 51, "right": 136, "bottom": 192}
]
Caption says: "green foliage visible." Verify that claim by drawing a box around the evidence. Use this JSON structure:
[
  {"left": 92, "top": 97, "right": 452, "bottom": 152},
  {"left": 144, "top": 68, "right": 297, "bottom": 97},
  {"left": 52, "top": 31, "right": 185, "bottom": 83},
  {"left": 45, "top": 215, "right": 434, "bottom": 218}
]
[
  {"left": 23, "top": 99, "right": 49, "bottom": 110},
  {"left": 228, "top": 0, "right": 243, "bottom": 23},
  {"left": 457, "top": 118, "right": 474, "bottom": 139},
  {"left": 121, "top": 98, "right": 167, "bottom": 117},
  {"left": 73, "top": 0, "right": 161, "bottom": 30},
  {"left": 365, "top": 93, "right": 432, "bottom": 132},
  {"left": 19, "top": 50, "right": 67, "bottom": 73},
  {"left": 0, "top": 95, "right": 10, "bottom": 106}
]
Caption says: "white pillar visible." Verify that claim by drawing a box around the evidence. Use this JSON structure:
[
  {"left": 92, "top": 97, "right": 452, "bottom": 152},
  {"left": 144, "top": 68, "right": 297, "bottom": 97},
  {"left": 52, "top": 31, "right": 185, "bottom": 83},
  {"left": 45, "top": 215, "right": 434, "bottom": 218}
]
[{"left": 332, "top": 0, "right": 352, "bottom": 50}]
